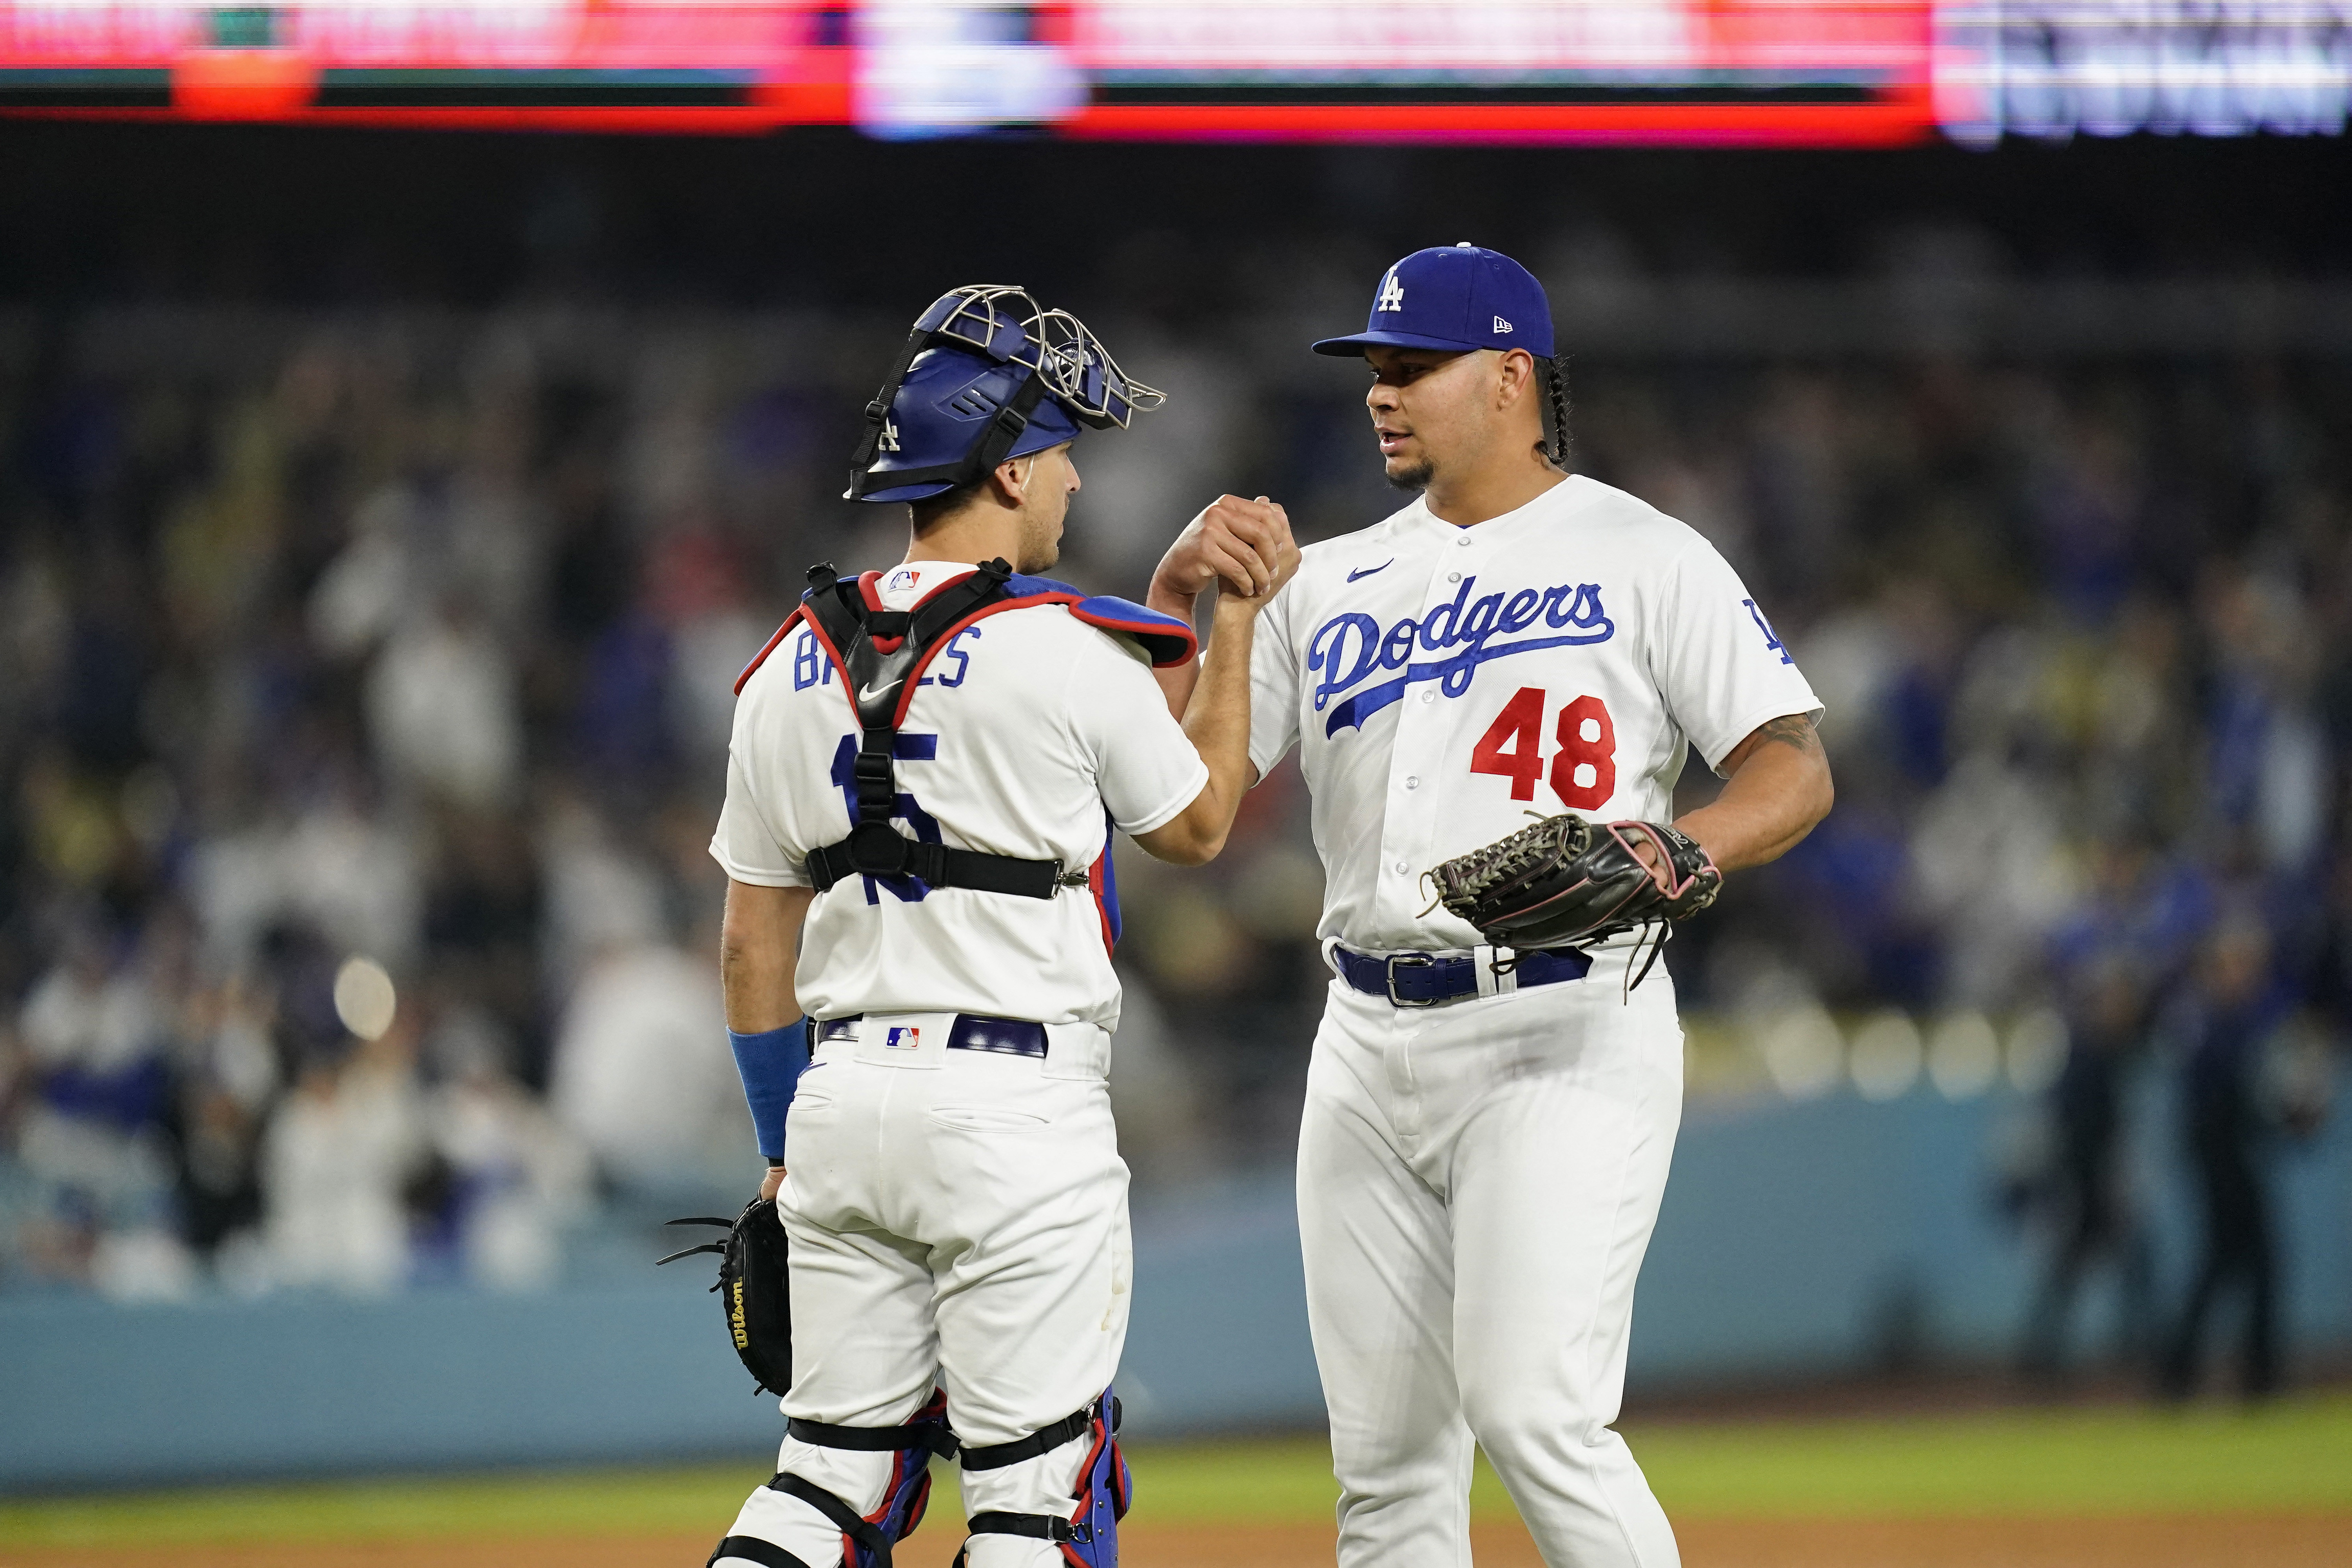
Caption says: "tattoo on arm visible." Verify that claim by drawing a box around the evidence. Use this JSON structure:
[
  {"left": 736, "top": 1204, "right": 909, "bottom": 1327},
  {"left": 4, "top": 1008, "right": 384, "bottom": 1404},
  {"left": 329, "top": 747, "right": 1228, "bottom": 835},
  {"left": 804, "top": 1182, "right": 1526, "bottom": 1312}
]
[{"left": 1754, "top": 714, "right": 1823, "bottom": 759}]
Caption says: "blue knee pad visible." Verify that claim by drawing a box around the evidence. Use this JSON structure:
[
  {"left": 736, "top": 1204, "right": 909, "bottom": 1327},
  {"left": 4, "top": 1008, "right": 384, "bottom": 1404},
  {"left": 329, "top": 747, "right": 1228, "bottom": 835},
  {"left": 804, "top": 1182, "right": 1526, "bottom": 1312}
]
[{"left": 955, "top": 1387, "right": 1130, "bottom": 1567}]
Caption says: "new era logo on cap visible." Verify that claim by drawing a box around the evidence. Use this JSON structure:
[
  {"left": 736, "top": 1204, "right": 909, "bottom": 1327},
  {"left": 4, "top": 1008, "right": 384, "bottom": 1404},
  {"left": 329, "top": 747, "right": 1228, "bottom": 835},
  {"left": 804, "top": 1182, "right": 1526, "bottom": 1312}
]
[{"left": 1311, "top": 244, "right": 1555, "bottom": 360}]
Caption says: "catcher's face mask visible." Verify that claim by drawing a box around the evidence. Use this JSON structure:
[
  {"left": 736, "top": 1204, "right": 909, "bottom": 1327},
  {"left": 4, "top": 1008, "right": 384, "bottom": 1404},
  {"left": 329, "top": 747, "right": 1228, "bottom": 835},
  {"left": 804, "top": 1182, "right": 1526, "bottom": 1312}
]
[{"left": 848, "top": 285, "right": 1164, "bottom": 504}]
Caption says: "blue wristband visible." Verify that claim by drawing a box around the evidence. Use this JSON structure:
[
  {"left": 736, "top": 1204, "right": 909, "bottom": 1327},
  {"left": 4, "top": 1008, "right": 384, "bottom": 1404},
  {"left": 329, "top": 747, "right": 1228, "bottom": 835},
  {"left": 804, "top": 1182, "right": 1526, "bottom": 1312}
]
[{"left": 730, "top": 1022, "right": 810, "bottom": 1162}]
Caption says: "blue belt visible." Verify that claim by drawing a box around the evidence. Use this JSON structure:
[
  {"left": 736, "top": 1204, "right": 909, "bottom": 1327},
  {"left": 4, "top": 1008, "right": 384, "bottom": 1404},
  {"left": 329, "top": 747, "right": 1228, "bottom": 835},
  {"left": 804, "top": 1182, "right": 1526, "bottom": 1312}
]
[
  {"left": 1332, "top": 944, "right": 1592, "bottom": 1008},
  {"left": 812, "top": 1014, "right": 1049, "bottom": 1058}
]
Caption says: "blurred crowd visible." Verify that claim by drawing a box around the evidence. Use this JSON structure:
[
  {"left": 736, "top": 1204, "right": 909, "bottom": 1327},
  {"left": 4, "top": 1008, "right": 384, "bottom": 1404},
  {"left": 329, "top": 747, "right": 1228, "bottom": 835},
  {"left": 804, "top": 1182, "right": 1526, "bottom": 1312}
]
[{"left": 1, "top": 269, "right": 2347, "bottom": 1323}]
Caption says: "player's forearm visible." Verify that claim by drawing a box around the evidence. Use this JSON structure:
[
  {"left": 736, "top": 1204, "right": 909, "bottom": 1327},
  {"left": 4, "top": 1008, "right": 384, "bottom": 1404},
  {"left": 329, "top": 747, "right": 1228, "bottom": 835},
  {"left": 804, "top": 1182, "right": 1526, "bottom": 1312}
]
[
  {"left": 1145, "top": 583, "right": 1204, "bottom": 722},
  {"left": 720, "top": 880, "right": 814, "bottom": 1175},
  {"left": 1675, "top": 725, "right": 1833, "bottom": 875},
  {"left": 1183, "top": 598, "right": 1262, "bottom": 811},
  {"left": 1138, "top": 601, "right": 1260, "bottom": 864},
  {"left": 719, "top": 880, "right": 813, "bottom": 1031}
]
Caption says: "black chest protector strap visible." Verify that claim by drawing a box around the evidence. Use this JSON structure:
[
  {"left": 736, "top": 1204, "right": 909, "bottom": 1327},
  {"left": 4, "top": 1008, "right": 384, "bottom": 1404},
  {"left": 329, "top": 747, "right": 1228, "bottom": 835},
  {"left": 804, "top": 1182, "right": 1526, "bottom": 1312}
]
[{"left": 800, "top": 557, "right": 1084, "bottom": 900}]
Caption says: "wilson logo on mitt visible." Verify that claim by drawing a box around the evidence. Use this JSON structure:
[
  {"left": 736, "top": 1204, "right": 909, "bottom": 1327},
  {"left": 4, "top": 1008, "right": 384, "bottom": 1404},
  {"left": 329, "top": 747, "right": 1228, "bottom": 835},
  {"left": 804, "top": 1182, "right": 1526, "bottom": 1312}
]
[{"left": 659, "top": 1200, "right": 793, "bottom": 1396}]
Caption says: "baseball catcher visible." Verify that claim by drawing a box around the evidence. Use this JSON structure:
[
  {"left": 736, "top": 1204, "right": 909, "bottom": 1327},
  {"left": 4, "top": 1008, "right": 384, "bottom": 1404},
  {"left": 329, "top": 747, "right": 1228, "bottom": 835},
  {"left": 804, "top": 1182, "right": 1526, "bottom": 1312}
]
[{"left": 686, "top": 283, "right": 1297, "bottom": 1568}]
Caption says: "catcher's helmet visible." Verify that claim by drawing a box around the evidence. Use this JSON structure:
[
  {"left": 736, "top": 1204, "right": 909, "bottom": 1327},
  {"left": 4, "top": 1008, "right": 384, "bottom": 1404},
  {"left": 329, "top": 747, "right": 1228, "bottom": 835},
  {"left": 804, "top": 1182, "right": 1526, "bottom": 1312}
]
[{"left": 847, "top": 285, "right": 1163, "bottom": 504}]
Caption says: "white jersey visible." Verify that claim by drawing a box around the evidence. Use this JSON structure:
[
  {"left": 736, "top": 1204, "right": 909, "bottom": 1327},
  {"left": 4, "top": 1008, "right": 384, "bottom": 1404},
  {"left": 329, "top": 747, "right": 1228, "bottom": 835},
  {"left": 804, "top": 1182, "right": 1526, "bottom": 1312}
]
[
  {"left": 711, "top": 562, "right": 1209, "bottom": 1030},
  {"left": 1249, "top": 474, "right": 1821, "bottom": 955}
]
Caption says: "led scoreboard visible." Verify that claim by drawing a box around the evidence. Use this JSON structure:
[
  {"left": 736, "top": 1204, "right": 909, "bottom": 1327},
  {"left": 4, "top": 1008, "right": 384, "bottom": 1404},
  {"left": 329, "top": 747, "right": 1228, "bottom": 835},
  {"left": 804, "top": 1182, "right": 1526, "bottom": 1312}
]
[
  {"left": 0, "top": 2, "right": 2344, "bottom": 143},
  {"left": 0, "top": 1, "right": 853, "bottom": 129},
  {"left": 1056, "top": 1, "right": 1931, "bottom": 144}
]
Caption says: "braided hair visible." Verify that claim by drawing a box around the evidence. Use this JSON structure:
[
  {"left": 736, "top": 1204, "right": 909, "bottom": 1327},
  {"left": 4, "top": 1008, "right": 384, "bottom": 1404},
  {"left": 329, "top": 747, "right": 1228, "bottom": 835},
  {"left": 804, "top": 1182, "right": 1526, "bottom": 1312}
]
[{"left": 1540, "top": 356, "right": 1571, "bottom": 470}]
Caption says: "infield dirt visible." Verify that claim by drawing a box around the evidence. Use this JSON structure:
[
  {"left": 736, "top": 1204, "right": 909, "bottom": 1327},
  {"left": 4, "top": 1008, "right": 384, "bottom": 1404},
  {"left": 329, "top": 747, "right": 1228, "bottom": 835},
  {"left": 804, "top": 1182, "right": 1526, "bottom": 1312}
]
[{"left": 5, "top": 1514, "right": 2350, "bottom": 1568}]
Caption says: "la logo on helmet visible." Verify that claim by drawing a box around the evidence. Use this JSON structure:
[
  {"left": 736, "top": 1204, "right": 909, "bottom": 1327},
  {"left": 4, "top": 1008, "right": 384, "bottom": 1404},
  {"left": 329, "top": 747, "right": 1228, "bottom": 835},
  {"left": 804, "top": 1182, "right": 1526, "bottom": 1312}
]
[
  {"left": 879, "top": 417, "right": 901, "bottom": 453},
  {"left": 1376, "top": 271, "right": 1405, "bottom": 312}
]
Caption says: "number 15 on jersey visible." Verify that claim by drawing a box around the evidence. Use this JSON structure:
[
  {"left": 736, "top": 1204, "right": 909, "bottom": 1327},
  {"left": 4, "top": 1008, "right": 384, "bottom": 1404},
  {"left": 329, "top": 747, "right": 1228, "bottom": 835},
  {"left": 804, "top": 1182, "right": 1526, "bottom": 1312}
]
[{"left": 1470, "top": 686, "right": 1617, "bottom": 810}]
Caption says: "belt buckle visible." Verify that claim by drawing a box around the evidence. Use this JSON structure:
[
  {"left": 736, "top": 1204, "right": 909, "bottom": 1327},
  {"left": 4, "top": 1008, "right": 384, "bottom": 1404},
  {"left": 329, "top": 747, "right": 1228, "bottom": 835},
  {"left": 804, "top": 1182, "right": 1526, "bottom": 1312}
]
[{"left": 1385, "top": 953, "right": 1438, "bottom": 1008}]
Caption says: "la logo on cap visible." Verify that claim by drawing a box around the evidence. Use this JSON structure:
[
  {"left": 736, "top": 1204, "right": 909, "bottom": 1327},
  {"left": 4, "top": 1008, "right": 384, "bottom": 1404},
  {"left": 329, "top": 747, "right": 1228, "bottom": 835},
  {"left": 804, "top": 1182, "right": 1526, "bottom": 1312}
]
[{"left": 1376, "top": 270, "right": 1405, "bottom": 312}]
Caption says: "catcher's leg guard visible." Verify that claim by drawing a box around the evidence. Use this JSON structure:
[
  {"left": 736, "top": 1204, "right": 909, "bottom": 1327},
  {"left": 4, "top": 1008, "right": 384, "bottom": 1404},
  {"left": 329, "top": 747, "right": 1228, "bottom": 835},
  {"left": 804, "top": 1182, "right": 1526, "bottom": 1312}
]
[
  {"left": 953, "top": 1388, "right": 1129, "bottom": 1568},
  {"left": 709, "top": 1537, "right": 816, "bottom": 1568},
  {"left": 740, "top": 1389, "right": 957, "bottom": 1568}
]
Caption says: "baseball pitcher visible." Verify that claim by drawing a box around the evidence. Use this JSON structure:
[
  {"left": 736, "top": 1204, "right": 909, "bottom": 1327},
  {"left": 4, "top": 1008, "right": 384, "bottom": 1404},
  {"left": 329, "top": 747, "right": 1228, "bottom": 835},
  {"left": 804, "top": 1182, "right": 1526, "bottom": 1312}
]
[
  {"left": 701, "top": 286, "right": 1298, "bottom": 1568},
  {"left": 1150, "top": 246, "right": 1834, "bottom": 1566}
]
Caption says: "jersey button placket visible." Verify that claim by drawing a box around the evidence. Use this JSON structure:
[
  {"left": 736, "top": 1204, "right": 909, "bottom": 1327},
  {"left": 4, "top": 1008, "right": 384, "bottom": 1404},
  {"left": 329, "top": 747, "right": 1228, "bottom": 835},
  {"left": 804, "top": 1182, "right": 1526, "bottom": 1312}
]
[
  {"left": 1378, "top": 546, "right": 1463, "bottom": 929},
  {"left": 1377, "top": 712, "right": 1427, "bottom": 919},
  {"left": 1405, "top": 533, "right": 1489, "bottom": 929}
]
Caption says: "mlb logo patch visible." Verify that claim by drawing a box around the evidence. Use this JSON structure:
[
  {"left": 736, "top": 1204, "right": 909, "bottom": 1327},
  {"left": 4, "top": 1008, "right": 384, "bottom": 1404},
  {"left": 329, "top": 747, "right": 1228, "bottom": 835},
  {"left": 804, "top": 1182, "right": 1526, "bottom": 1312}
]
[
  {"left": 884, "top": 1026, "right": 922, "bottom": 1051},
  {"left": 887, "top": 568, "right": 920, "bottom": 592}
]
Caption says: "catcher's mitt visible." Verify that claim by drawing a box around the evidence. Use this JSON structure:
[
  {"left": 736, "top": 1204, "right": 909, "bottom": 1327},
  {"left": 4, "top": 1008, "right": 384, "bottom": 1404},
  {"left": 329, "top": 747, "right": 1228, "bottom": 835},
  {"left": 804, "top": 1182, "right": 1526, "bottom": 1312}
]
[
  {"left": 657, "top": 1198, "right": 792, "bottom": 1396},
  {"left": 1427, "top": 814, "right": 1722, "bottom": 975}
]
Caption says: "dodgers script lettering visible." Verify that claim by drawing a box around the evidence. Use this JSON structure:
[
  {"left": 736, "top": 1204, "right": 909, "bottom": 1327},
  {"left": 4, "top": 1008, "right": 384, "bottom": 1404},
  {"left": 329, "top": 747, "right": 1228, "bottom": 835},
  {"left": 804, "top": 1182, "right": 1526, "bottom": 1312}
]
[{"left": 1307, "top": 576, "right": 1616, "bottom": 736}]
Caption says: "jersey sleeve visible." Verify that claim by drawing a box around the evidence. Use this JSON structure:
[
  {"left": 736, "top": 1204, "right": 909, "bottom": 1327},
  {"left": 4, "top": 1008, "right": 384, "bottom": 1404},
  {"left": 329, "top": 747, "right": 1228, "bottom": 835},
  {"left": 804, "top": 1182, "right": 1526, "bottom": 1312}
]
[
  {"left": 1652, "top": 539, "right": 1824, "bottom": 775},
  {"left": 1246, "top": 585, "right": 1303, "bottom": 784},
  {"left": 709, "top": 736, "right": 811, "bottom": 887},
  {"left": 1067, "top": 632, "right": 1210, "bottom": 837}
]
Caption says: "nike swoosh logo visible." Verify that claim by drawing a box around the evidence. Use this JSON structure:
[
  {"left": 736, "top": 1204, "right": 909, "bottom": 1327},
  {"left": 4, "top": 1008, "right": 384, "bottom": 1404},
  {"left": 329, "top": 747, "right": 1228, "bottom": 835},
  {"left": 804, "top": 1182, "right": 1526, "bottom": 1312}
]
[
  {"left": 858, "top": 680, "right": 896, "bottom": 706},
  {"left": 1347, "top": 561, "right": 1393, "bottom": 582}
]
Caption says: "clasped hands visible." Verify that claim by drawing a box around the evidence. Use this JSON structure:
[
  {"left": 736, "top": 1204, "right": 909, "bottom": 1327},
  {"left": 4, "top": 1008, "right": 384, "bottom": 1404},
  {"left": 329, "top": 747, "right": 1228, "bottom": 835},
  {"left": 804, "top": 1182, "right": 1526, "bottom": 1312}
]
[{"left": 1151, "top": 494, "right": 1298, "bottom": 611}]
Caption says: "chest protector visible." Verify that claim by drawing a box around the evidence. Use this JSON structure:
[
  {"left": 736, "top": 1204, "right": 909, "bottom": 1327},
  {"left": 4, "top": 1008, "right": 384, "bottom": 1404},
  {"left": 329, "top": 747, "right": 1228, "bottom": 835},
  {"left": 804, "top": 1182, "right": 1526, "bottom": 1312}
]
[{"left": 742, "top": 557, "right": 1196, "bottom": 901}]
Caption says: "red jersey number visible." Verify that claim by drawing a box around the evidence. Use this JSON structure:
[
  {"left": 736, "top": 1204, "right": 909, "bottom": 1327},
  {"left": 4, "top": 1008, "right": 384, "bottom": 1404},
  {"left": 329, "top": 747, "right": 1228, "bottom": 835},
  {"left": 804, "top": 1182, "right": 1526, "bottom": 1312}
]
[
  {"left": 1550, "top": 694, "right": 1617, "bottom": 809},
  {"left": 1468, "top": 686, "right": 1548, "bottom": 801},
  {"left": 1469, "top": 687, "right": 1617, "bottom": 810}
]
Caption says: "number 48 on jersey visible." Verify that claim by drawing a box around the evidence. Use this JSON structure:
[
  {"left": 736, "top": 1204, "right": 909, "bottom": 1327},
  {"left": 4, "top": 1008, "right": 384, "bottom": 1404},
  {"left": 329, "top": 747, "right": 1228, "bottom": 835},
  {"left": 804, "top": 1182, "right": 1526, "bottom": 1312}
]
[{"left": 1470, "top": 687, "right": 1616, "bottom": 809}]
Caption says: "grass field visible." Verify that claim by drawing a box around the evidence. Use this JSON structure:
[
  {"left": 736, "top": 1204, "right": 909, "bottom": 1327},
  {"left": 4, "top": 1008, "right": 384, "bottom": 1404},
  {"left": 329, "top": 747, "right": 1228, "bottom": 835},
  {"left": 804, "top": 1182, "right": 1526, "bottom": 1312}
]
[{"left": 4, "top": 1394, "right": 2349, "bottom": 1565}]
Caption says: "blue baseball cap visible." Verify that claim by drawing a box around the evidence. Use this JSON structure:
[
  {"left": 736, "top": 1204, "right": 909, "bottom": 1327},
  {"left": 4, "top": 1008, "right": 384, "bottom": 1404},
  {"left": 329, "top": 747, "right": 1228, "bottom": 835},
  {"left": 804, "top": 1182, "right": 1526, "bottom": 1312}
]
[{"left": 1312, "top": 243, "right": 1555, "bottom": 360}]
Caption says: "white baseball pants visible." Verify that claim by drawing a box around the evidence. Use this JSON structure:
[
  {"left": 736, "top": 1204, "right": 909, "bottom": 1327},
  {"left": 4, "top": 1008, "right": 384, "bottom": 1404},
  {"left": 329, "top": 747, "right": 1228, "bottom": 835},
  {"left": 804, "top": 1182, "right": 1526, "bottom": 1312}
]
[
  {"left": 1298, "top": 950, "right": 1684, "bottom": 1568},
  {"left": 717, "top": 1014, "right": 1131, "bottom": 1568}
]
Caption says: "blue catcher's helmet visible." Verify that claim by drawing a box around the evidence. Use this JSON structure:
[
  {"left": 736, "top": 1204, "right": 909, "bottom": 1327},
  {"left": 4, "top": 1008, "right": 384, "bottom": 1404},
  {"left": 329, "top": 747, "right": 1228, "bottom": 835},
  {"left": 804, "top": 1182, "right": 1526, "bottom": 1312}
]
[
  {"left": 855, "top": 347, "right": 1083, "bottom": 505},
  {"left": 847, "top": 285, "right": 1164, "bottom": 504}
]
